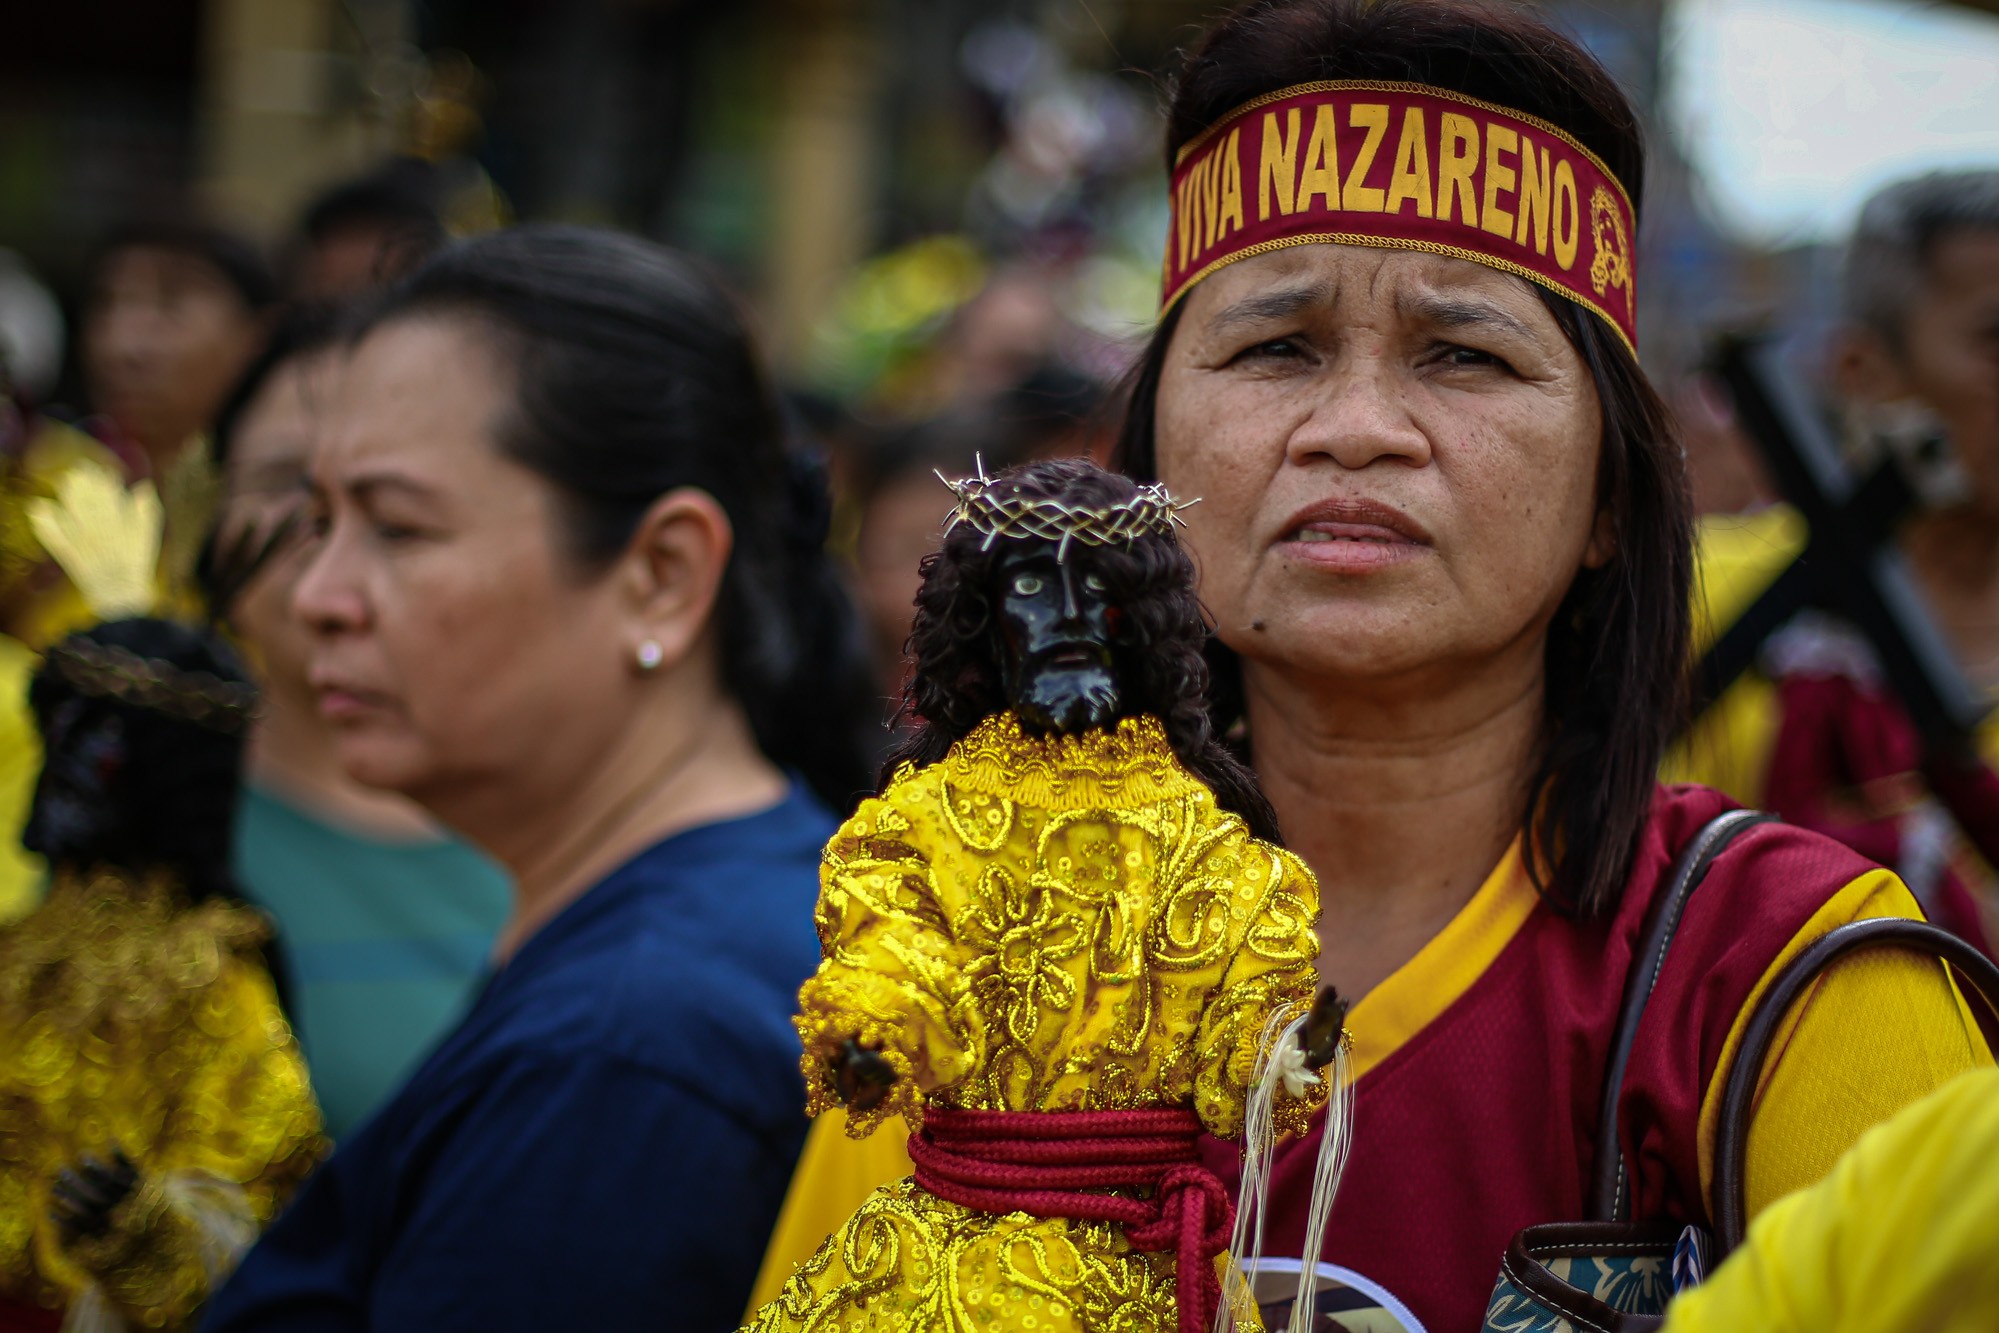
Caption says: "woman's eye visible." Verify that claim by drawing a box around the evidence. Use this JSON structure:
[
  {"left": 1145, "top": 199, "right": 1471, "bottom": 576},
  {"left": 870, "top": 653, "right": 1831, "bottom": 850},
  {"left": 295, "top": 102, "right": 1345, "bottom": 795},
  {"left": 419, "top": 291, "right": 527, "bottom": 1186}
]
[
  {"left": 1012, "top": 574, "right": 1044, "bottom": 596},
  {"left": 1082, "top": 573, "right": 1107, "bottom": 594},
  {"left": 1238, "top": 337, "right": 1304, "bottom": 362},
  {"left": 371, "top": 520, "right": 423, "bottom": 543},
  {"left": 1434, "top": 343, "right": 1508, "bottom": 371}
]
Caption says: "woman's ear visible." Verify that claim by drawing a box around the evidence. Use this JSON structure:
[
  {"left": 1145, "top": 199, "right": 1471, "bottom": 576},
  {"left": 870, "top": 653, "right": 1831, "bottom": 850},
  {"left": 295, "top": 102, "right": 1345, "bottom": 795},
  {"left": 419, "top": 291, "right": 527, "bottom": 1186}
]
[
  {"left": 619, "top": 487, "right": 734, "bottom": 675},
  {"left": 1582, "top": 506, "right": 1617, "bottom": 570}
]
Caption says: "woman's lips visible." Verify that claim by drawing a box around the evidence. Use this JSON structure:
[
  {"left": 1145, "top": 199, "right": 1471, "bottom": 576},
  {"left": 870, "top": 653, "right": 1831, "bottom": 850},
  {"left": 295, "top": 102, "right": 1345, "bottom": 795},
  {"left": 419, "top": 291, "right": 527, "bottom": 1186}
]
[
  {"left": 310, "top": 679, "right": 397, "bottom": 722},
  {"left": 1277, "top": 501, "right": 1431, "bottom": 573}
]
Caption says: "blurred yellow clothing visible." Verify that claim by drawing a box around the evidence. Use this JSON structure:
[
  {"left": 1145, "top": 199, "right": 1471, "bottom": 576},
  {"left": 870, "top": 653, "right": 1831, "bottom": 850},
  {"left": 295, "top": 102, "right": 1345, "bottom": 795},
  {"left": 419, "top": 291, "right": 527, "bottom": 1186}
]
[
  {"left": 1665, "top": 1066, "right": 1999, "bottom": 1333},
  {"left": 1668, "top": 504, "right": 1999, "bottom": 799},
  {"left": 0, "top": 868, "right": 325, "bottom": 1328},
  {"left": 1663, "top": 505, "right": 1806, "bottom": 798},
  {"left": 743, "top": 712, "right": 1322, "bottom": 1333},
  {"left": 0, "top": 635, "right": 44, "bottom": 924}
]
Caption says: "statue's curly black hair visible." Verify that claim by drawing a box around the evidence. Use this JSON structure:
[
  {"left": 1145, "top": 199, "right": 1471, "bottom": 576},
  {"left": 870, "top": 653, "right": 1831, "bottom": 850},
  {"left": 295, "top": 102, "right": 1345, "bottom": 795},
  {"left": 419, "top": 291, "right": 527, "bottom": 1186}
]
[{"left": 880, "top": 458, "right": 1281, "bottom": 844}]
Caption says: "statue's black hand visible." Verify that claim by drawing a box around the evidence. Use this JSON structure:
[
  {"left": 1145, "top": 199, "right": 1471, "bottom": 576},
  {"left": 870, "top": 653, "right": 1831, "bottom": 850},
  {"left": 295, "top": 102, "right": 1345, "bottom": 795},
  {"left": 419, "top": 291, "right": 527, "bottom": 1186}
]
[
  {"left": 1300, "top": 985, "right": 1349, "bottom": 1069},
  {"left": 50, "top": 1148, "right": 139, "bottom": 1241},
  {"left": 832, "top": 1038, "right": 898, "bottom": 1113}
]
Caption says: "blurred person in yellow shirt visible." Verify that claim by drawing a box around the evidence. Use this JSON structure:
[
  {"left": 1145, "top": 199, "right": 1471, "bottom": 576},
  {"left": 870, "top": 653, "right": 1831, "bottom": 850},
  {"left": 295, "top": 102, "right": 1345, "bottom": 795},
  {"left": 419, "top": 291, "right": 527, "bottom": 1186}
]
[{"left": 1664, "top": 1064, "right": 1999, "bottom": 1333}]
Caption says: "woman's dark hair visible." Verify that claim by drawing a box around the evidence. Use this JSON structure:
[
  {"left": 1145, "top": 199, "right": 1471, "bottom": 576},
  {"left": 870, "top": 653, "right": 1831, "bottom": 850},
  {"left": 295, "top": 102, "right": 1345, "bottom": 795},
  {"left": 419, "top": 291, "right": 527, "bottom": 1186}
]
[
  {"left": 25, "top": 619, "right": 253, "bottom": 902},
  {"left": 89, "top": 218, "right": 279, "bottom": 312},
  {"left": 1114, "top": 0, "right": 1692, "bottom": 917},
  {"left": 209, "top": 303, "right": 343, "bottom": 474},
  {"left": 881, "top": 458, "right": 1281, "bottom": 843},
  {"left": 356, "top": 224, "right": 876, "bottom": 812}
]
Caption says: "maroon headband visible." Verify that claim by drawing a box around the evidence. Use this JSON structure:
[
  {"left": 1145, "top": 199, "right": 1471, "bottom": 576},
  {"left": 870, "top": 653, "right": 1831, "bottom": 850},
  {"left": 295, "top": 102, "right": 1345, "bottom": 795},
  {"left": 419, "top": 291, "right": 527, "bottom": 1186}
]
[{"left": 1163, "top": 81, "right": 1639, "bottom": 353}]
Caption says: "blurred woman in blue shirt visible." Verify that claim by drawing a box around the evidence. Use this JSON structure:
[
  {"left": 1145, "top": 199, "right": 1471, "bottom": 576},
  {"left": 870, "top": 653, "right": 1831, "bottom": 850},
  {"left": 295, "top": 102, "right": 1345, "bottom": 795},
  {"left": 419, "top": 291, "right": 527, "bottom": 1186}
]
[{"left": 205, "top": 225, "right": 875, "bottom": 1331}]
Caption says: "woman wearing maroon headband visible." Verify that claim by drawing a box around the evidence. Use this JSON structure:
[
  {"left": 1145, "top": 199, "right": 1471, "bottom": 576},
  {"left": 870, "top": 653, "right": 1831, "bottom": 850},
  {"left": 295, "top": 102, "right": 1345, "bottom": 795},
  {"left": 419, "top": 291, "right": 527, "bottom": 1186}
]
[{"left": 1109, "top": 1, "right": 1988, "bottom": 1328}]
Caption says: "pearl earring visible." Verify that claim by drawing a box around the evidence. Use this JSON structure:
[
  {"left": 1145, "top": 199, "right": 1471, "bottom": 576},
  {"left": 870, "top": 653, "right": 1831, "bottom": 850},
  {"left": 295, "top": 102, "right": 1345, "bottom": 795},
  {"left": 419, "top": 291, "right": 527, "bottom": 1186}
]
[{"left": 636, "top": 639, "right": 664, "bottom": 672}]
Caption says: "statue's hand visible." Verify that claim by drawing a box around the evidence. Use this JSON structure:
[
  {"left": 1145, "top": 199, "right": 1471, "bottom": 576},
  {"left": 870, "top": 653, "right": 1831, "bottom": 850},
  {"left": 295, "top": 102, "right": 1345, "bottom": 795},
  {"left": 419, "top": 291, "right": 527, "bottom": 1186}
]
[
  {"left": 832, "top": 1038, "right": 899, "bottom": 1113},
  {"left": 1300, "top": 985, "right": 1349, "bottom": 1069},
  {"left": 50, "top": 1148, "right": 139, "bottom": 1242}
]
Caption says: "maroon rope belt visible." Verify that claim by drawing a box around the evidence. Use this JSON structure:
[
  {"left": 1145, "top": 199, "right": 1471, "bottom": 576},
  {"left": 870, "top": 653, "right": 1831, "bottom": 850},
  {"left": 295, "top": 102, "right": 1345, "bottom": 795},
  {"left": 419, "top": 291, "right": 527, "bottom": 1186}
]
[{"left": 907, "top": 1106, "right": 1234, "bottom": 1333}]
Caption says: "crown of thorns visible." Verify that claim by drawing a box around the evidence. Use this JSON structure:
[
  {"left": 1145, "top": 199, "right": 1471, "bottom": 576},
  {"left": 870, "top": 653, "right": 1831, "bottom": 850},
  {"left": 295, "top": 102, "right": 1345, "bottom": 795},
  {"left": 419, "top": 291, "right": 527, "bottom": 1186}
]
[
  {"left": 938, "top": 459, "right": 1198, "bottom": 562},
  {"left": 44, "top": 639, "right": 260, "bottom": 737}
]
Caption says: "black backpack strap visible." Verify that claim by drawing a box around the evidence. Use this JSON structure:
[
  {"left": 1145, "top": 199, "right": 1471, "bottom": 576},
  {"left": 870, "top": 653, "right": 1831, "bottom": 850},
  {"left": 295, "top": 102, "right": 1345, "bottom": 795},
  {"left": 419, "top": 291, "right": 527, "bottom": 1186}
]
[
  {"left": 1588, "top": 809, "right": 1776, "bottom": 1222},
  {"left": 1711, "top": 916, "right": 1999, "bottom": 1254}
]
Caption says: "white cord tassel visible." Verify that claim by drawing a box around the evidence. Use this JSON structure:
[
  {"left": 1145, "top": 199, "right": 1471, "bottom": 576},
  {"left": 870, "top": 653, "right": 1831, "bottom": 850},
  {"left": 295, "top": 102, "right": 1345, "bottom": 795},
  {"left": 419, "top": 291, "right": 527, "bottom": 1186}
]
[
  {"left": 1288, "top": 1036, "right": 1355, "bottom": 1333},
  {"left": 1212, "top": 1006, "right": 1309, "bottom": 1333}
]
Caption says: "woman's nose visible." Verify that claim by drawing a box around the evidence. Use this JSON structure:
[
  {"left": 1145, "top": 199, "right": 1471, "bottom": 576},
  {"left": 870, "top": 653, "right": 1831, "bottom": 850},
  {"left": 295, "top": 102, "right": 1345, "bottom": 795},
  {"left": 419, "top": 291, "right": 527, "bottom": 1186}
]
[
  {"left": 290, "top": 528, "right": 370, "bottom": 637},
  {"left": 1284, "top": 360, "right": 1433, "bottom": 471}
]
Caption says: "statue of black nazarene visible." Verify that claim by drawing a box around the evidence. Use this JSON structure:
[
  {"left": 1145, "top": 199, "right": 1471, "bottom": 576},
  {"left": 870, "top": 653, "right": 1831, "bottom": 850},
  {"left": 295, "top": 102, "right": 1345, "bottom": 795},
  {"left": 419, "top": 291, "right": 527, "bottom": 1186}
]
[{"left": 744, "top": 457, "right": 1353, "bottom": 1333}]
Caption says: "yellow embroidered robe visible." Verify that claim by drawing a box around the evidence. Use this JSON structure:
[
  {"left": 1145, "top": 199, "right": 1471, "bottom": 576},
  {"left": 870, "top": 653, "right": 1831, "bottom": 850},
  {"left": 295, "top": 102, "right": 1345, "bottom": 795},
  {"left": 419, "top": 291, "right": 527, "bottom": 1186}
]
[
  {"left": 0, "top": 869, "right": 326, "bottom": 1329},
  {"left": 745, "top": 712, "right": 1322, "bottom": 1333}
]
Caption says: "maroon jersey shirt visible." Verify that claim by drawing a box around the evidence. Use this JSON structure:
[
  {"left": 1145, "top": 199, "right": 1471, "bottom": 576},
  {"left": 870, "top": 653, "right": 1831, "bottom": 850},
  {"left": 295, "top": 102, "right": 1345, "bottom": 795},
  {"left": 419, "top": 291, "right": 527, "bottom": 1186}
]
[{"left": 1205, "top": 785, "right": 1896, "bottom": 1332}]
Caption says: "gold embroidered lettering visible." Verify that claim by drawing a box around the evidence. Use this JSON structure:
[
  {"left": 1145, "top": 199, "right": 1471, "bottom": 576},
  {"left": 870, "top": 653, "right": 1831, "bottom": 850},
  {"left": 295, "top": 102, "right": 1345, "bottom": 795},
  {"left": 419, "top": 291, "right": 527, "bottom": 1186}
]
[
  {"left": 1258, "top": 108, "right": 1300, "bottom": 220},
  {"left": 1218, "top": 129, "right": 1246, "bottom": 237},
  {"left": 1176, "top": 170, "right": 1199, "bottom": 269},
  {"left": 1383, "top": 106, "right": 1434, "bottom": 218},
  {"left": 1341, "top": 103, "right": 1388, "bottom": 212},
  {"left": 1480, "top": 123, "right": 1518, "bottom": 239},
  {"left": 1297, "top": 104, "right": 1342, "bottom": 211},
  {"left": 1438, "top": 113, "right": 1480, "bottom": 227},
  {"left": 1553, "top": 159, "right": 1580, "bottom": 270},
  {"left": 1200, "top": 149, "right": 1223, "bottom": 249},
  {"left": 1515, "top": 136, "right": 1552, "bottom": 255}
]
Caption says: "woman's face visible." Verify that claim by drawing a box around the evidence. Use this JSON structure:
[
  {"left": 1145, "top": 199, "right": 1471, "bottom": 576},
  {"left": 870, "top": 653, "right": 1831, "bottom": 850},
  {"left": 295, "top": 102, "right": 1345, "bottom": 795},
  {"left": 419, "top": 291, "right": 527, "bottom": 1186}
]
[
  {"left": 84, "top": 246, "right": 263, "bottom": 457},
  {"left": 1154, "top": 244, "right": 1607, "bottom": 691},
  {"left": 292, "top": 316, "right": 635, "bottom": 805},
  {"left": 217, "top": 354, "right": 333, "bottom": 707}
]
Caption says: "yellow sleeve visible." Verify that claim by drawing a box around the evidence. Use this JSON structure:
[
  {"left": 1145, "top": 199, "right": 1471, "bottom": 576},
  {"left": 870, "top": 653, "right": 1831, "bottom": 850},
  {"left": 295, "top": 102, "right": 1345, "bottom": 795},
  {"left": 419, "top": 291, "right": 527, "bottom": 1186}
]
[
  {"left": 793, "top": 792, "right": 979, "bottom": 1135},
  {"left": 744, "top": 1110, "right": 912, "bottom": 1315},
  {"left": 154, "top": 958, "right": 326, "bottom": 1223},
  {"left": 1696, "top": 869, "right": 1992, "bottom": 1219},
  {"left": 1666, "top": 1067, "right": 1999, "bottom": 1333},
  {"left": 1190, "top": 836, "right": 1322, "bottom": 1140}
]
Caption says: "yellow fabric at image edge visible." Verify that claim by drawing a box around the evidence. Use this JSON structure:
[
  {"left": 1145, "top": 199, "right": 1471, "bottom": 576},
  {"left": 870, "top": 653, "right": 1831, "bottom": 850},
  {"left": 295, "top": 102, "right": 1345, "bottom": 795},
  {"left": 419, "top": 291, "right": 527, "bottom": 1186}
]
[{"left": 1667, "top": 1066, "right": 1999, "bottom": 1333}]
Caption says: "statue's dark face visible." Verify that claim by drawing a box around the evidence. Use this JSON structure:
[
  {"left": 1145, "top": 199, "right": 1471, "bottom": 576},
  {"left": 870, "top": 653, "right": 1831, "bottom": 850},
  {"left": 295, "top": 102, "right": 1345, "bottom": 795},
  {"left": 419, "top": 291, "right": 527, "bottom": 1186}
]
[
  {"left": 22, "top": 699, "right": 129, "bottom": 864},
  {"left": 994, "top": 542, "right": 1122, "bottom": 735}
]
